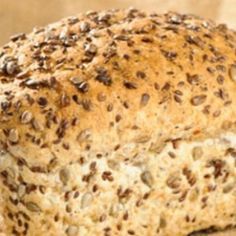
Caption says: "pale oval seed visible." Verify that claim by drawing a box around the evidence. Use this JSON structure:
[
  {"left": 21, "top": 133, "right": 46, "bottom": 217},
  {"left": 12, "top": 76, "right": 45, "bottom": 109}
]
[
  {"left": 20, "top": 111, "right": 33, "bottom": 124},
  {"left": 140, "top": 93, "right": 150, "bottom": 107},
  {"left": 192, "top": 146, "right": 203, "bottom": 160},
  {"left": 77, "top": 129, "right": 91, "bottom": 142},
  {"left": 229, "top": 64, "right": 236, "bottom": 82},
  {"left": 141, "top": 170, "right": 154, "bottom": 187},
  {"left": 190, "top": 95, "right": 207, "bottom": 106},
  {"left": 59, "top": 168, "right": 70, "bottom": 185},
  {"left": 18, "top": 184, "right": 26, "bottom": 198},
  {"left": 81, "top": 192, "right": 93, "bottom": 209},
  {"left": 25, "top": 202, "right": 41, "bottom": 212},
  {"left": 166, "top": 175, "right": 181, "bottom": 189},
  {"left": 109, "top": 203, "right": 123, "bottom": 217},
  {"left": 223, "top": 183, "right": 235, "bottom": 194},
  {"left": 66, "top": 225, "right": 79, "bottom": 236},
  {"left": 8, "top": 129, "right": 19, "bottom": 143}
]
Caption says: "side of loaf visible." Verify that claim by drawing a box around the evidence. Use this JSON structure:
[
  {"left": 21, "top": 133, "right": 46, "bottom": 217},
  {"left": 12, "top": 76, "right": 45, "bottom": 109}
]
[{"left": 0, "top": 8, "right": 236, "bottom": 236}]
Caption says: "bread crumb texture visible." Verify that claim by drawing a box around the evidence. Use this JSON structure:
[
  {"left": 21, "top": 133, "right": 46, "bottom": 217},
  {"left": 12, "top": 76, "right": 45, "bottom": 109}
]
[{"left": 0, "top": 8, "right": 236, "bottom": 236}]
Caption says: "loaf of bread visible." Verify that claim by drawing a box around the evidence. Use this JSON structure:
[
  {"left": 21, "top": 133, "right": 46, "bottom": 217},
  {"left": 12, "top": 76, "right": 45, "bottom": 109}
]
[{"left": 0, "top": 8, "right": 236, "bottom": 236}]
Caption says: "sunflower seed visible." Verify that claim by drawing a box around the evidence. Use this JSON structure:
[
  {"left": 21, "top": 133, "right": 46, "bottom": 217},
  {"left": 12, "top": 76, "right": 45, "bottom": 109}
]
[
  {"left": 190, "top": 95, "right": 207, "bottom": 106},
  {"left": 18, "top": 184, "right": 26, "bottom": 198},
  {"left": 192, "top": 146, "right": 203, "bottom": 160},
  {"left": 81, "top": 192, "right": 93, "bottom": 209},
  {"left": 77, "top": 129, "right": 91, "bottom": 142},
  {"left": 25, "top": 202, "right": 41, "bottom": 212},
  {"left": 66, "top": 225, "right": 79, "bottom": 236},
  {"left": 80, "top": 22, "right": 90, "bottom": 33},
  {"left": 229, "top": 64, "right": 236, "bottom": 82},
  {"left": 8, "top": 129, "right": 19, "bottom": 143},
  {"left": 141, "top": 170, "right": 154, "bottom": 187},
  {"left": 140, "top": 93, "right": 150, "bottom": 107},
  {"left": 20, "top": 111, "right": 32, "bottom": 124},
  {"left": 59, "top": 168, "right": 70, "bottom": 185},
  {"left": 5, "top": 60, "right": 19, "bottom": 75}
]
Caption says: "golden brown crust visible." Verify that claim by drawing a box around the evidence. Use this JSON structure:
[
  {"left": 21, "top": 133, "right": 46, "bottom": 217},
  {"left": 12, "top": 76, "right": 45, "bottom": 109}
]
[{"left": 0, "top": 8, "right": 236, "bottom": 236}]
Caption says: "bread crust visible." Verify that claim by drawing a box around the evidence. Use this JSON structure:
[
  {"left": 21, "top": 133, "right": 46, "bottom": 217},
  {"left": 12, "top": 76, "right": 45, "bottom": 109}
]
[{"left": 0, "top": 8, "right": 236, "bottom": 236}]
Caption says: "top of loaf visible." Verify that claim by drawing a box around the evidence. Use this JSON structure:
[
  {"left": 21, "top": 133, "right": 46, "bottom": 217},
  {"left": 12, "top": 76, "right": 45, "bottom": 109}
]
[{"left": 0, "top": 8, "right": 236, "bottom": 167}]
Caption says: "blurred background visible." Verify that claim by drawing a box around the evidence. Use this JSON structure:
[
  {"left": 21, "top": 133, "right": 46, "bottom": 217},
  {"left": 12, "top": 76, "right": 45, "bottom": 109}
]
[{"left": 0, "top": 0, "right": 236, "bottom": 46}]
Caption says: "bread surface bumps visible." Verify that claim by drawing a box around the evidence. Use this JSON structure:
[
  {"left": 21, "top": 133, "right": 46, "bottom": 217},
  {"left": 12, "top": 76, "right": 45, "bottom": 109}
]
[{"left": 0, "top": 8, "right": 236, "bottom": 236}]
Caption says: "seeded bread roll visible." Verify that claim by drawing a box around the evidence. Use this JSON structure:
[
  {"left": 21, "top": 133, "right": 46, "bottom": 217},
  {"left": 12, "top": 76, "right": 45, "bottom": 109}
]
[{"left": 0, "top": 8, "right": 236, "bottom": 236}]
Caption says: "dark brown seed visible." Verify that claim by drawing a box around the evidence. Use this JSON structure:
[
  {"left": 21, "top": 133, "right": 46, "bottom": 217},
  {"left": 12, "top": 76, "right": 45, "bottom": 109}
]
[
  {"left": 107, "top": 104, "right": 113, "bottom": 112},
  {"left": 123, "top": 81, "right": 137, "bottom": 89},
  {"left": 95, "top": 68, "right": 112, "bottom": 86},
  {"left": 81, "top": 99, "right": 92, "bottom": 111},
  {"left": 127, "top": 229, "right": 135, "bottom": 235},
  {"left": 10, "top": 33, "right": 26, "bottom": 42},
  {"left": 141, "top": 36, "right": 153, "bottom": 43},
  {"left": 136, "top": 71, "right": 146, "bottom": 79},
  {"left": 185, "top": 35, "right": 203, "bottom": 47},
  {"left": 161, "top": 82, "right": 171, "bottom": 91},
  {"left": 95, "top": 74, "right": 112, "bottom": 86},
  {"left": 216, "top": 75, "right": 224, "bottom": 85},
  {"left": 140, "top": 93, "right": 150, "bottom": 106},
  {"left": 37, "top": 97, "right": 48, "bottom": 107},
  {"left": 174, "top": 95, "right": 182, "bottom": 103},
  {"left": 115, "top": 114, "right": 122, "bottom": 123},
  {"left": 190, "top": 95, "right": 207, "bottom": 106},
  {"left": 208, "top": 159, "right": 225, "bottom": 179},
  {"left": 186, "top": 73, "right": 200, "bottom": 85},
  {"left": 161, "top": 50, "right": 177, "bottom": 60}
]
